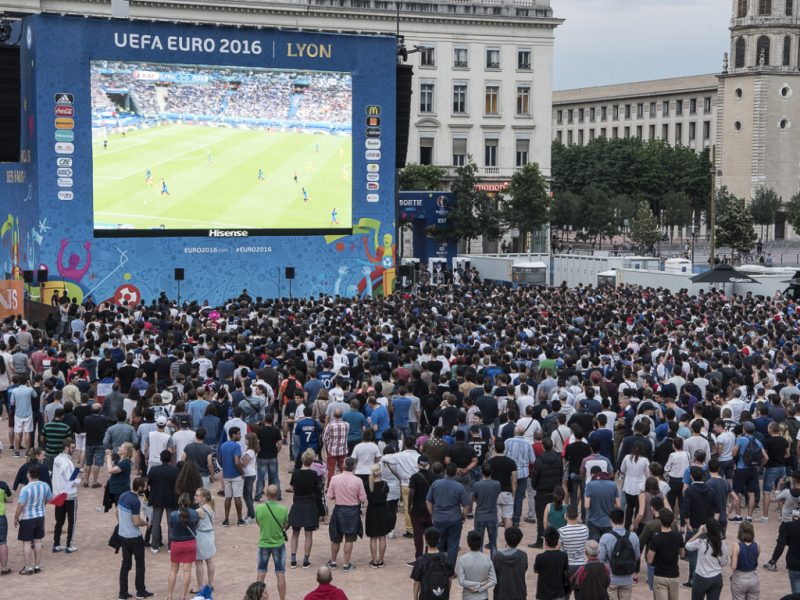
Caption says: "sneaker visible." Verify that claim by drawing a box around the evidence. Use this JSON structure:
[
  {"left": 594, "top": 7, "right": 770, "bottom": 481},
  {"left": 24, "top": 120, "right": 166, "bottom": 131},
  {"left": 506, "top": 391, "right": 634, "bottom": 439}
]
[
  {"left": 19, "top": 567, "right": 34, "bottom": 575},
  {"left": 302, "top": 560, "right": 312, "bottom": 569},
  {"left": 150, "top": 548, "right": 159, "bottom": 554},
  {"left": 406, "top": 561, "right": 416, "bottom": 567},
  {"left": 744, "top": 516, "right": 753, "bottom": 522},
  {"left": 325, "top": 560, "right": 337, "bottom": 569},
  {"left": 221, "top": 520, "right": 230, "bottom": 527},
  {"left": 524, "top": 517, "right": 536, "bottom": 524},
  {"left": 290, "top": 560, "right": 298, "bottom": 569},
  {"left": 757, "top": 516, "right": 769, "bottom": 523},
  {"left": 682, "top": 581, "right": 692, "bottom": 589},
  {"left": 52, "top": 546, "right": 64, "bottom": 553},
  {"left": 237, "top": 519, "right": 247, "bottom": 527},
  {"left": 342, "top": 563, "right": 356, "bottom": 572},
  {"left": 527, "top": 542, "right": 543, "bottom": 549},
  {"left": 763, "top": 562, "right": 778, "bottom": 572},
  {"left": 136, "top": 592, "right": 155, "bottom": 599},
  {"left": 730, "top": 515, "right": 743, "bottom": 522},
  {"left": 403, "top": 532, "right": 413, "bottom": 539},
  {"left": 65, "top": 546, "right": 77, "bottom": 554},
  {"left": 377, "top": 561, "right": 385, "bottom": 568},
  {"left": 12, "top": 452, "right": 20, "bottom": 458},
  {"left": 369, "top": 561, "right": 379, "bottom": 569},
  {"left": 32, "top": 566, "right": 41, "bottom": 574},
  {"left": 388, "top": 531, "right": 395, "bottom": 539}
]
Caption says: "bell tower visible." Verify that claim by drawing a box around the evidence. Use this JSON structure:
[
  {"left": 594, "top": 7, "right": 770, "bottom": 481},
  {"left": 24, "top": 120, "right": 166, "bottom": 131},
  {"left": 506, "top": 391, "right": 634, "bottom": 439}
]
[{"left": 717, "top": 0, "right": 800, "bottom": 238}]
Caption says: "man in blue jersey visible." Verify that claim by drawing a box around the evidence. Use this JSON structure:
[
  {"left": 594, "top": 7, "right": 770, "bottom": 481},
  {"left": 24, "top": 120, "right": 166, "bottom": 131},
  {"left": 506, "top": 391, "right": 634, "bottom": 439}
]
[
  {"left": 14, "top": 463, "right": 54, "bottom": 575},
  {"left": 116, "top": 477, "right": 153, "bottom": 599},
  {"left": 160, "top": 179, "right": 170, "bottom": 196},
  {"left": 294, "top": 406, "right": 322, "bottom": 469}
]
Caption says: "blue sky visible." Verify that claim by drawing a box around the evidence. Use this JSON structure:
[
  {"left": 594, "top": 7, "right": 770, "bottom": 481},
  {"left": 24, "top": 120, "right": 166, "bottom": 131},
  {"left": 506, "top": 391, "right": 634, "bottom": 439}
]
[{"left": 554, "top": 0, "right": 731, "bottom": 89}]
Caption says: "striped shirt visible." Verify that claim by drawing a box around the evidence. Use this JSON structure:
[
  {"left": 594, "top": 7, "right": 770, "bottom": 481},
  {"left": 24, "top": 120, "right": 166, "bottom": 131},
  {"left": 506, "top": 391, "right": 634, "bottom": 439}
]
[
  {"left": 43, "top": 420, "right": 72, "bottom": 457},
  {"left": 558, "top": 523, "right": 590, "bottom": 566},
  {"left": 505, "top": 436, "right": 535, "bottom": 479},
  {"left": 18, "top": 480, "right": 53, "bottom": 520}
]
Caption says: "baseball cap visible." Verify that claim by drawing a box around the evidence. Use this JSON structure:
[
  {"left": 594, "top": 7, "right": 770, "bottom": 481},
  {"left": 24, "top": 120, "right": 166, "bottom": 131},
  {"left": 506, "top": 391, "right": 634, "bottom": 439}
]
[
  {"left": 417, "top": 455, "right": 429, "bottom": 466},
  {"left": 156, "top": 415, "right": 168, "bottom": 427}
]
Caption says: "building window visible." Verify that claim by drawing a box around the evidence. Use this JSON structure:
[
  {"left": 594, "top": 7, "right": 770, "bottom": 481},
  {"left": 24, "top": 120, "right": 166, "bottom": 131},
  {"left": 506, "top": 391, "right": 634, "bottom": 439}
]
[
  {"left": 419, "top": 137, "right": 434, "bottom": 165},
  {"left": 589, "top": 129, "right": 595, "bottom": 141},
  {"left": 612, "top": 127, "right": 618, "bottom": 139},
  {"left": 590, "top": 107, "right": 596, "bottom": 122},
  {"left": 624, "top": 126, "right": 630, "bottom": 138},
  {"left": 453, "top": 47, "right": 468, "bottom": 68},
  {"left": 788, "top": 0, "right": 794, "bottom": 15},
  {"left": 636, "top": 103, "right": 644, "bottom": 118},
  {"left": 568, "top": 109, "right": 574, "bottom": 124},
  {"left": 676, "top": 99, "right": 684, "bottom": 115},
  {"left": 453, "top": 84, "right": 467, "bottom": 114},
  {"left": 757, "top": 35, "right": 770, "bottom": 65},
  {"left": 738, "top": 0, "right": 748, "bottom": 17},
  {"left": 485, "top": 47, "right": 500, "bottom": 69},
  {"left": 516, "top": 86, "right": 530, "bottom": 115},
  {"left": 420, "top": 46, "right": 435, "bottom": 67},
  {"left": 600, "top": 128, "right": 606, "bottom": 138},
  {"left": 452, "top": 137, "right": 467, "bottom": 166},
  {"left": 703, "top": 121, "right": 711, "bottom": 139},
  {"left": 649, "top": 124, "right": 656, "bottom": 140},
  {"left": 662, "top": 100, "right": 670, "bottom": 116},
  {"left": 612, "top": 105, "right": 619, "bottom": 120},
  {"left": 689, "top": 122, "right": 696, "bottom": 140},
  {"left": 578, "top": 108, "right": 585, "bottom": 123},
  {"left": 784, "top": 36, "right": 792, "bottom": 66},
  {"left": 689, "top": 98, "right": 697, "bottom": 114},
  {"left": 636, "top": 125, "right": 643, "bottom": 140},
  {"left": 735, "top": 37, "right": 746, "bottom": 68},
  {"left": 758, "top": 0, "right": 772, "bottom": 15},
  {"left": 556, "top": 109, "right": 563, "bottom": 125},
  {"left": 704, "top": 96, "right": 712, "bottom": 113},
  {"left": 556, "top": 131, "right": 563, "bottom": 143},
  {"left": 484, "top": 139, "right": 498, "bottom": 166},
  {"left": 578, "top": 130, "right": 584, "bottom": 144},
  {"left": 675, "top": 122, "right": 683, "bottom": 144},
  {"left": 420, "top": 82, "right": 434, "bottom": 113},
  {"left": 662, "top": 123, "right": 669, "bottom": 139},
  {"left": 485, "top": 86, "right": 499, "bottom": 115},
  {"left": 625, "top": 104, "right": 631, "bottom": 119},
  {"left": 567, "top": 130, "right": 573, "bottom": 144},
  {"left": 601, "top": 106, "right": 607, "bottom": 121},
  {"left": 517, "top": 48, "right": 531, "bottom": 70},
  {"left": 650, "top": 102, "right": 657, "bottom": 118},
  {"left": 515, "top": 138, "right": 529, "bottom": 167}
]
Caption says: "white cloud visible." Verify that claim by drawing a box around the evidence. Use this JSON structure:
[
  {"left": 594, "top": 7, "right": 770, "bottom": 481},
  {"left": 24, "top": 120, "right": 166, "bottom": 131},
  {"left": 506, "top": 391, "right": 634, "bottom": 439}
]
[{"left": 554, "top": 0, "right": 731, "bottom": 89}]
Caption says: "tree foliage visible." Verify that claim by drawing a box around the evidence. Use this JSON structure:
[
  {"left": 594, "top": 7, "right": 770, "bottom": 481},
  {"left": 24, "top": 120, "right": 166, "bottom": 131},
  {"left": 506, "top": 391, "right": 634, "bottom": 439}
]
[
  {"left": 628, "top": 201, "right": 661, "bottom": 252},
  {"left": 715, "top": 187, "right": 757, "bottom": 255},
  {"left": 446, "top": 159, "right": 489, "bottom": 252},
  {"left": 750, "top": 186, "right": 782, "bottom": 240},
  {"left": 661, "top": 191, "right": 693, "bottom": 239},
  {"left": 398, "top": 163, "right": 447, "bottom": 191},
  {"left": 500, "top": 163, "right": 549, "bottom": 251}
]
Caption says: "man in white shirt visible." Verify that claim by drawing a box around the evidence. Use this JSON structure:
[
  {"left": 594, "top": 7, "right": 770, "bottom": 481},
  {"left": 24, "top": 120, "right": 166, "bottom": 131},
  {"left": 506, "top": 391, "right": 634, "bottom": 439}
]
[
  {"left": 145, "top": 416, "right": 173, "bottom": 471},
  {"left": 52, "top": 437, "right": 79, "bottom": 552},
  {"left": 224, "top": 406, "right": 249, "bottom": 454},
  {"left": 170, "top": 419, "right": 196, "bottom": 461},
  {"left": 394, "top": 437, "right": 421, "bottom": 537},
  {"left": 724, "top": 390, "right": 747, "bottom": 422},
  {"left": 515, "top": 385, "right": 535, "bottom": 417},
  {"left": 516, "top": 406, "right": 541, "bottom": 444}
]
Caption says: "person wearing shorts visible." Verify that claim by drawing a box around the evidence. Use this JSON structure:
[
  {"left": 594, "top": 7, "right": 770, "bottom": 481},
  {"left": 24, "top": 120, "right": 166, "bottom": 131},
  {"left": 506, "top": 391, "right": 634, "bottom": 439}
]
[
  {"left": 219, "top": 427, "right": 244, "bottom": 527},
  {"left": 326, "top": 457, "right": 367, "bottom": 572},
  {"left": 256, "top": 485, "right": 288, "bottom": 600},
  {"left": 14, "top": 463, "right": 53, "bottom": 575},
  {"left": 167, "top": 494, "right": 198, "bottom": 600},
  {"left": 731, "top": 422, "right": 767, "bottom": 521}
]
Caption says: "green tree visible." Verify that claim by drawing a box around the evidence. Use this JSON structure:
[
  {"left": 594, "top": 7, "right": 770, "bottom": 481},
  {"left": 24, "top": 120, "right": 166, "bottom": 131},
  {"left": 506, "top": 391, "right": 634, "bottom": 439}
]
[
  {"left": 550, "top": 190, "right": 581, "bottom": 242},
  {"left": 500, "top": 162, "right": 549, "bottom": 252},
  {"left": 475, "top": 193, "right": 504, "bottom": 246},
  {"left": 575, "top": 185, "right": 618, "bottom": 249},
  {"left": 628, "top": 201, "right": 661, "bottom": 252},
  {"left": 398, "top": 163, "right": 447, "bottom": 191},
  {"left": 446, "top": 159, "right": 483, "bottom": 252},
  {"left": 786, "top": 190, "right": 800, "bottom": 237},
  {"left": 749, "top": 186, "right": 782, "bottom": 241},
  {"left": 661, "top": 191, "right": 693, "bottom": 240},
  {"left": 715, "top": 188, "right": 757, "bottom": 257}
]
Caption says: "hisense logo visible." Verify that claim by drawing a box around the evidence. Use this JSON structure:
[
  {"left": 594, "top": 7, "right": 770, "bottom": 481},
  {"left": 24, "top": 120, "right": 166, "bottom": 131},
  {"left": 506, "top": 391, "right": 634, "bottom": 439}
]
[{"left": 208, "top": 230, "right": 249, "bottom": 237}]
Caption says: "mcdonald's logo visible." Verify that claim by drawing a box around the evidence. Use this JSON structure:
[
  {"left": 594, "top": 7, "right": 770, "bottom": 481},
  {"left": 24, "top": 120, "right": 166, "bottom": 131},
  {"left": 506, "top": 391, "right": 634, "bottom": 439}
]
[{"left": 366, "top": 105, "right": 381, "bottom": 116}]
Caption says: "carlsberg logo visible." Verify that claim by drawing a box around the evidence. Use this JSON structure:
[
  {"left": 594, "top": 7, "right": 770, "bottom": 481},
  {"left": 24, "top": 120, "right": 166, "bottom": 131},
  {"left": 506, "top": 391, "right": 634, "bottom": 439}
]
[{"left": 208, "top": 230, "right": 249, "bottom": 237}]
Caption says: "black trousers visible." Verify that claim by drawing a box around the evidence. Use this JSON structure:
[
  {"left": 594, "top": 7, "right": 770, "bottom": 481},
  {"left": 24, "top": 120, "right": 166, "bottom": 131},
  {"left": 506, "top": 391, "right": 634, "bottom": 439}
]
[
  {"left": 54, "top": 498, "right": 76, "bottom": 547},
  {"left": 119, "top": 535, "right": 147, "bottom": 597},
  {"left": 535, "top": 494, "right": 552, "bottom": 544}
]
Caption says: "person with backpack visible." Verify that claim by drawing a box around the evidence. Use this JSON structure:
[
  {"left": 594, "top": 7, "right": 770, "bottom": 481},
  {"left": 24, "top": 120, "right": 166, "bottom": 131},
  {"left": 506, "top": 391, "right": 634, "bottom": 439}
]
[
  {"left": 685, "top": 519, "right": 728, "bottom": 600},
  {"left": 731, "top": 421, "right": 767, "bottom": 522},
  {"left": 598, "top": 507, "right": 640, "bottom": 600},
  {"left": 410, "top": 527, "right": 454, "bottom": 600}
]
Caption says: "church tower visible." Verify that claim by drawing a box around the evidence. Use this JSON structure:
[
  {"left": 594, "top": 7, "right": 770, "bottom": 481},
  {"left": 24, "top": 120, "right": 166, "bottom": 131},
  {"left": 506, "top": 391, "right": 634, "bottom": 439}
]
[{"left": 718, "top": 0, "right": 800, "bottom": 237}]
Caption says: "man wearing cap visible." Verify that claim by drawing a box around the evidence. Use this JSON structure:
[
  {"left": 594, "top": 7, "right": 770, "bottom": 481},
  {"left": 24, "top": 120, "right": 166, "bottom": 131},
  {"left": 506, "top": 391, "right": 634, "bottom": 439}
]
[
  {"left": 408, "top": 456, "right": 438, "bottom": 561},
  {"left": 144, "top": 415, "right": 173, "bottom": 472},
  {"left": 731, "top": 421, "right": 768, "bottom": 521}
]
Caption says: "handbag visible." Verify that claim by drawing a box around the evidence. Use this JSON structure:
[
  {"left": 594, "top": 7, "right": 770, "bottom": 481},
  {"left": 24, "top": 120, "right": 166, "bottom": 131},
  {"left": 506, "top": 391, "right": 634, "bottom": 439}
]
[
  {"left": 108, "top": 524, "right": 122, "bottom": 553},
  {"left": 264, "top": 502, "right": 288, "bottom": 542}
]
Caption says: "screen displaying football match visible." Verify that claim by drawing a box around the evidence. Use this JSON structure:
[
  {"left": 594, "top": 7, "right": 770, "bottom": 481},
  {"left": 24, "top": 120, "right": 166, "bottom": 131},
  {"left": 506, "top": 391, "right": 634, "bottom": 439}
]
[{"left": 90, "top": 60, "right": 353, "bottom": 235}]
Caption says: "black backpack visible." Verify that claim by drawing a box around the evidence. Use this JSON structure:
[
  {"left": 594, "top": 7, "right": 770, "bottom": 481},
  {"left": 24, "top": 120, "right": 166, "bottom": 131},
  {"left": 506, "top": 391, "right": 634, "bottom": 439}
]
[
  {"left": 743, "top": 436, "right": 763, "bottom": 468},
  {"left": 420, "top": 553, "right": 451, "bottom": 600},
  {"left": 608, "top": 531, "right": 637, "bottom": 576}
]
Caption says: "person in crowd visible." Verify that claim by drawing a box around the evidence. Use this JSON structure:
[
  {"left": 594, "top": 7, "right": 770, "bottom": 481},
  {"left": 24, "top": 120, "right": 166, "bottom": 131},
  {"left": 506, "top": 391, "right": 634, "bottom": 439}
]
[
  {"left": 193, "top": 487, "right": 217, "bottom": 592},
  {"left": 365, "top": 463, "right": 391, "bottom": 567},
  {"left": 647, "top": 509, "right": 685, "bottom": 600},
  {"left": 323, "top": 408, "right": 350, "bottom": 486},
  {"left": 220, "top": 426, "right": 245, "bottom": 527},
  {"left": 410, "top": 527, "right": 454, "bottom": 600},
  {"left": 529, "top": 437, "right": 563, "bottom": 548},
  {"left": 426, "top": 462, "right": 471, "bottom": 568},
  {"left": 289, "top": 449, "right": 323, "bottom": 570},
  {"left": 471, "top": 462, "right": 501, "bottom": 557},
  {"left": 765, "top": 470, "right": 800, "bottom": 571},
  {"left": 167, "top": 492, "right": 199, "bottom": 600},
  {"left": 455, "top": 530, "right": 496, "bottom": 600},
  {"left": 303, "top": 565, "right": 350, "bottom": 600},
  {"left": 584, "top": 465, "right": 619, "bottom": 541},
  {"left": 730, "top": 520, "right": 761, "bottom": 600},
  {"left": 599, "top": 508, "right": 641, "bottom": 600},
  {"left": 255, "top": 485, "right": 289, "bottom": 600},
  {"left": 492, "top": 526, "right": 528, "bottom": 600},
  {"left": 559, "top": 504, "right": 590, "bottom": 589},
  {"left": 571, "top": 540, "right": 610, "bottom": 600},
  {"left": 243, "top": 432, "right": 259, "bottom": 523},
  {"left": 13, "top": 463, "right": 54, "bottom": 575},
  {"left": 116, "top": 476, "right": 154, "bottom": 600},
  {"left": 685, "top": 519, "right": 728, "bottom": 600},
  {"left": 51, "top": 437, "right": 79, "bottom": 553},
  {"left": 533, "top": 526, "right": 569, "bottom": 600},
  {"left": 504, "top": 425, "right": 535, "bottom": 528},
  {"left": 147, "top": 449, "right": 179, "bottom": 553},
  {"left": 326, "top": 457, "right": 366, "bottom": 572}
]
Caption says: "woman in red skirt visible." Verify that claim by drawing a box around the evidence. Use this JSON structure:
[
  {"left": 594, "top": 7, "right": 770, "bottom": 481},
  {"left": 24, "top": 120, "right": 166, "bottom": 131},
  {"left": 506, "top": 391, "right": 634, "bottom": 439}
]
[{"left": 167, "top": 493, "right": 199, "bottom": 600}]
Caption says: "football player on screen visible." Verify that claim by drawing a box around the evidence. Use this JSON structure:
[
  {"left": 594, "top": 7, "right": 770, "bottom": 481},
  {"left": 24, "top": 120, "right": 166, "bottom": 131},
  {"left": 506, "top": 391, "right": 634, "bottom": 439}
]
[
  {"left": 302, "top": 188, "right": 309, "bottom": 204},
  {"left": 330, "top": 208, "right": 339, "bottom": 226},
  {"left": 161, "top": 179, "right": 170, "bottom": 196},
  {"left": 258, "top": 168, "right": 265, "bottom": 182},
  {"left": 145, "top": 169, "right": 153, "bottom": 184}
]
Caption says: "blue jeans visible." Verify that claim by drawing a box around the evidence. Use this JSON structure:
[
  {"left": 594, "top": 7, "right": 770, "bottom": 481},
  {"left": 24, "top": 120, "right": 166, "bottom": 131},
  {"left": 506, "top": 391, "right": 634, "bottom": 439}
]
[
  {"left": 790, "top": 569, "right": 800, "bottom": 594},
  {"left": 256, "top": 458, "right": 281, "bottom": 500},
  {"left": 587, "top": 522, "right": 611, "bottom": 542},
  {"left": 473, "top": 519, "right": 498, "bottom": 558},
  {"left": 685, "top": 529, "right": 697, "bottom": 582},
  {"left": 512, "top": 477, "right": 528, "bottom": 526},
  {"left": 434, "top": 519, "right": 463, "bottom": 568}
]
